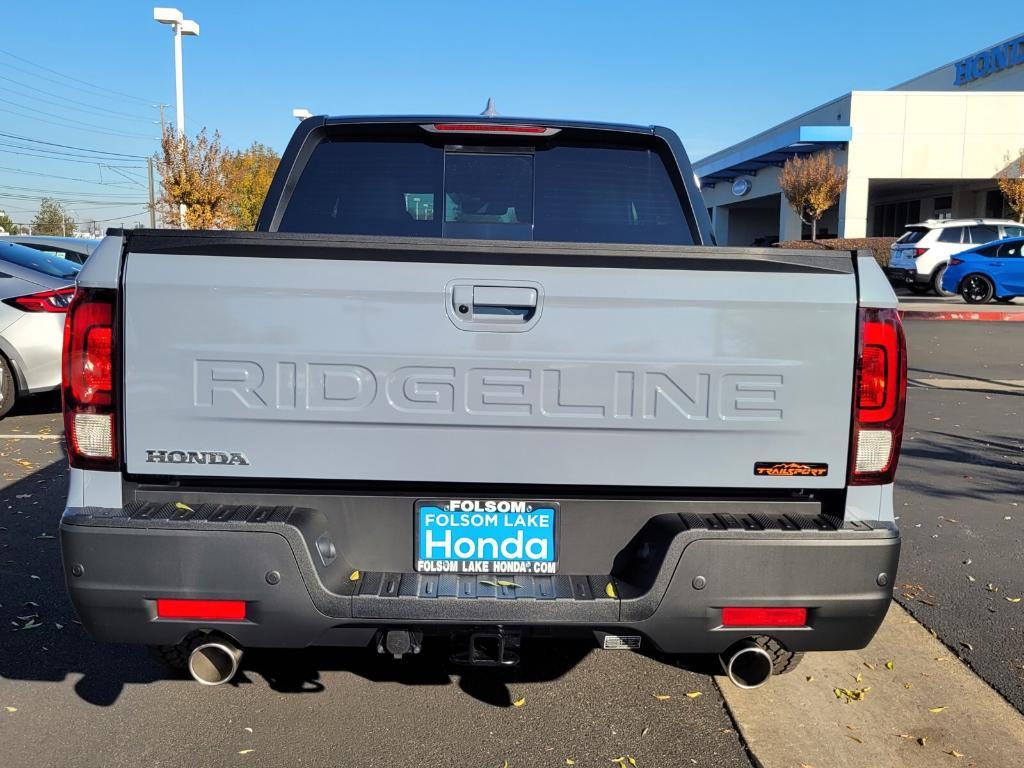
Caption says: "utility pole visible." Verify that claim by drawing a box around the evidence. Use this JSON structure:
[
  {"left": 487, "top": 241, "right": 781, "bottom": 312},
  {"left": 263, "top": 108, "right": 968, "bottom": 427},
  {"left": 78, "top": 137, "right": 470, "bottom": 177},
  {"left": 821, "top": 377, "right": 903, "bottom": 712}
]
[{"left": 147, "top": 157, "right": 157, "bottom": 228}]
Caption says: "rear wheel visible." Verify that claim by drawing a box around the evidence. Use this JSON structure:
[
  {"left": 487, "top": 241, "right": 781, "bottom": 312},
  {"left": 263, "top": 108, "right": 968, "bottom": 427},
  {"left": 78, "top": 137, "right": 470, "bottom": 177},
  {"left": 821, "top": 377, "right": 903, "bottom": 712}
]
[
  {"left": 0, "top": 357, "right": 17, "bottom": 419},
  {"left": 960, "top": 274, "right": 995, "bottom": 304},
  {"left": 753, "top": 635, "right": 803, "bottom": 675},
  {"left": 931, "top": 265, "right": 955, "bottom": 297}
]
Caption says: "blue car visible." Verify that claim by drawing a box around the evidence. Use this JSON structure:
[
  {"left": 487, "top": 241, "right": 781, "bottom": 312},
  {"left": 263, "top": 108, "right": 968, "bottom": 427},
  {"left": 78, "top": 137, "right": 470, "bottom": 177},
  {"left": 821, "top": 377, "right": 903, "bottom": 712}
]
[{"left": 941, "top": 236, "right": 1024, "bottom": 304}]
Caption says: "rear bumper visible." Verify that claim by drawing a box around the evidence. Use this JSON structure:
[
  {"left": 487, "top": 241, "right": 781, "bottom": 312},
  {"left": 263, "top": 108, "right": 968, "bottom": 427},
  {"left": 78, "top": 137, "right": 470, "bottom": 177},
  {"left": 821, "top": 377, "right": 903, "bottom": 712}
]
[
  {"left": 885, "top": 267, "right": 928, "bottom": 286},
  {"left": 60, "top": 501, "right": 899, "bottom": 655}
]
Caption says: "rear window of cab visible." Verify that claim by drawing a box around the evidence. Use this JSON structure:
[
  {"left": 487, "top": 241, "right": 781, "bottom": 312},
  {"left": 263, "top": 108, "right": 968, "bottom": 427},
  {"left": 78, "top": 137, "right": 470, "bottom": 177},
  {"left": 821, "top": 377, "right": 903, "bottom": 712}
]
[{"left": 277, "top": 138, "right": 694, "bottom": 245}]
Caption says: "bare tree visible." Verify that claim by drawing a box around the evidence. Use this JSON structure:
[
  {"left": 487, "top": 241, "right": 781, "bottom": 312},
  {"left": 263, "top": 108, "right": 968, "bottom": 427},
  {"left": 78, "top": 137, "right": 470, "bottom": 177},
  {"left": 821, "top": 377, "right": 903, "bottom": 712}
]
[
  {"left": 998, "top": 149, "right": 1024, "bottom": 223},
  {"left": 778, "top": 151, "right": 849, "bottom": 240}
]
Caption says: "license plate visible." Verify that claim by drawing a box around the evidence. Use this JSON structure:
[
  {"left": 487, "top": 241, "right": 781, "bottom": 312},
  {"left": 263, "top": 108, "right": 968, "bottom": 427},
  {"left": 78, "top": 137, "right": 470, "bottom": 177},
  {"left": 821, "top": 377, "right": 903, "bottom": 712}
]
[
  {"left": 891, "top": 251, "right": 912, "bottom": 267},
  {"left": 415, "top": 499, "right": 558, "bottom": 575}
]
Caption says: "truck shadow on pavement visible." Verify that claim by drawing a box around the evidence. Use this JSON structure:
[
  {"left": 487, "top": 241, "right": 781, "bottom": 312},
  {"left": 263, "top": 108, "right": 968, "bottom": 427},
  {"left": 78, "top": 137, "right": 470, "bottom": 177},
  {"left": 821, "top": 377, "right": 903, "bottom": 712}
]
[
  {"left": 1, "top": 461, "right": 716, "bottom": 707},
  {"left": 899, "top": 430, "right": 1022, "bottom": 500}
]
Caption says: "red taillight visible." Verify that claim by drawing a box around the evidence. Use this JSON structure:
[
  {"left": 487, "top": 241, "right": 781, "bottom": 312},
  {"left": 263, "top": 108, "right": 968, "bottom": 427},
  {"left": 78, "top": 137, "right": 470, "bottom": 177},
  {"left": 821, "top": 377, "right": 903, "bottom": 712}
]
[
  {"left": 3, "top": 286, "right": 76, "bottom": 313},
  {"left": 849, "top": 307, "right": 907, "bottom": 485},
  {"left": 912, "top": 248, "right": 928, "bottom": 257},
  {"left": 424, "top": 123, "right": 559, "bottom": 136},
  {"left": 721, "top": 607, "right": 807, "bottom": 628},
  {"left": 949, "top": 257, "right": 964, "bottom": 266},
  {"left": 62, "top": 288, "right": 117, "bottom": 470},
  {"left": 156, "top": 599, "right": 246, "bottom": 621}
]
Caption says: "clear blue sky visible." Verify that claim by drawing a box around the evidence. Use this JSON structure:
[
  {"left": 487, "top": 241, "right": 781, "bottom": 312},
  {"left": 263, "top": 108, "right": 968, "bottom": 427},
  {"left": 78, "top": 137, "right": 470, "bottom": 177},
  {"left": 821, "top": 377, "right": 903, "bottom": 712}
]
[{"left": 0, "top": 0, "right": 1018, "bottom": 229}]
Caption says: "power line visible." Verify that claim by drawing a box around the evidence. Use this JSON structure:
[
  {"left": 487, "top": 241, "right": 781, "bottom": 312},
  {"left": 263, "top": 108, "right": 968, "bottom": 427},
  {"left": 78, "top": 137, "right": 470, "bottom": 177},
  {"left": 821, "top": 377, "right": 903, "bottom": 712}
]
[
  {"left": 0, "top": 164, "right": 142, "bottom": 186},
  {"left": 0, "top": 146, "right": 147, "bottom": 168},
  {"left": 0, "top": 80, "right": 155, "bottom": 124},
  {"left": 0, "top": 100, "right": 159, "bottom": 141},
  {"left": 0, "top": 131, "right": 150, "bottom": 159},
  {"left": 0, "top": 183, "right": 146, "bottom": 200},
  {"left": 0, "top": 47, "right": 156, "bottom": 105}
]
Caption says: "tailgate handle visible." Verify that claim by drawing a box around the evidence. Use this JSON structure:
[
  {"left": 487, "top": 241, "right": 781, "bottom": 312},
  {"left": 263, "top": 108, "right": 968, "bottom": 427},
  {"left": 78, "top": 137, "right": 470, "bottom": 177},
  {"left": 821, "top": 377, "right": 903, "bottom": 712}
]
[
  {"left": 452, "top": 285, "right": 538, "bottom": 323},
  {"left": 473, "top": 286, "right": 537, "bottom": 309}
]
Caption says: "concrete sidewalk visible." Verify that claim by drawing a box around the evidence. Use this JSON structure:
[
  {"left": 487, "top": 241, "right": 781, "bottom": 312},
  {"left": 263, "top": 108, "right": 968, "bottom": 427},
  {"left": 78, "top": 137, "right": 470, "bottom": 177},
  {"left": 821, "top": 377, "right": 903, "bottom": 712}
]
[
  {"left": 899, "top": 295, "right": 1024, "bottom": 321},
  {"left": 719, "top": 603, "right": 1024, "bottom": 767}
]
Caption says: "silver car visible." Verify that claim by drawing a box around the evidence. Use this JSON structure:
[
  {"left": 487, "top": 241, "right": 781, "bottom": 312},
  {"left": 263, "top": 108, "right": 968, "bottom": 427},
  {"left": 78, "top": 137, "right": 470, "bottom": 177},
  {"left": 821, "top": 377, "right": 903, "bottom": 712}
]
[
  {"left": 4, "top": 235, "right": 100, "bottom": 265},
  {"left": 0, "top": 240, "right": 80, "bottom": 417}
]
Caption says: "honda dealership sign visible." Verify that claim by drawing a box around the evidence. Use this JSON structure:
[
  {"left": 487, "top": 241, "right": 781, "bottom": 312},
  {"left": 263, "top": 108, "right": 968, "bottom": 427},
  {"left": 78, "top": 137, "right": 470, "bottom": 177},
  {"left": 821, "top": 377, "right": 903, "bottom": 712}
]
[{"left": 954, "top": 35, "right": 1024, "bottom": 86}]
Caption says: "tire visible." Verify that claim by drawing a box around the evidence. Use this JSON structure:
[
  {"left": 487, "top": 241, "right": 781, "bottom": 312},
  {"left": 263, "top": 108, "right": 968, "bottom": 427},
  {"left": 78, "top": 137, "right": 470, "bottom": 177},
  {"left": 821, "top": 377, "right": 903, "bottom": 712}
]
[
  {"left": 931, "top": 264, "right": 955, "bottom": 297},
  {"left": 906, "top": 284, "right": 930, "bottom": 295},
  {"left": 959, "top": 274, "right": 995, "bottom": 304},
  {"left": 151, "top": 642, "right": 191, "bottom": 670},
  {"left": 753, "top": 635, "right": 803, "bottom": 676},
  {"left": 0, "top": 356, "right": 17, "bottom": 419}
]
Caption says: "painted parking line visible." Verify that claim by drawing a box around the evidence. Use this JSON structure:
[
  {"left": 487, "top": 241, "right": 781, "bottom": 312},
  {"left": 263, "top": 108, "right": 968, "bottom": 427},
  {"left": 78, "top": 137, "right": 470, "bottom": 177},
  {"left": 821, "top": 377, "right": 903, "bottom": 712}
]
[
  {"left": 910, "top": 377, "right": 1024, "bottom": 393},
  {"left": 719, "top": 603, "right": 1024, "bottom": 767},
  {"left": 0, "top": 434, "right": 62, "bottom": 440}
]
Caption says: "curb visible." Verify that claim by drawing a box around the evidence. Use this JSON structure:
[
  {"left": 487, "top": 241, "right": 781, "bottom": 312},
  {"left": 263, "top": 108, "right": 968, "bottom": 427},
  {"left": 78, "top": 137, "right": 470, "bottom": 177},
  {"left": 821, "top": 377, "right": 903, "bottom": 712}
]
[{"left": 899, "top": 309, "right": 1024, "bottom": 321}]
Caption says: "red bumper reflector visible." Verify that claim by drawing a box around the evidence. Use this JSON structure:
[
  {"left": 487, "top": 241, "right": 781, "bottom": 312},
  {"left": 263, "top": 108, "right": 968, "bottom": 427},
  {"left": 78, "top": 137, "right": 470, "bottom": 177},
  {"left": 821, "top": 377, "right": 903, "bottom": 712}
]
[
  {"left": 156, "top": 599, "right": 246, "bottom": 621},
  {"left": 721, "top": 607, "right": 807, "bottom": 627}
]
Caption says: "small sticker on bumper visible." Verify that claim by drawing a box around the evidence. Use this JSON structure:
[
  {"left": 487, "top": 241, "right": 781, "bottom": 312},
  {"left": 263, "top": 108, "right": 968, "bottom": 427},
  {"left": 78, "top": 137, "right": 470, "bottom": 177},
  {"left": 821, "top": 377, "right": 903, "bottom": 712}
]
[{"left": 603, "top": 635, "right": 641, "bottom": 650}]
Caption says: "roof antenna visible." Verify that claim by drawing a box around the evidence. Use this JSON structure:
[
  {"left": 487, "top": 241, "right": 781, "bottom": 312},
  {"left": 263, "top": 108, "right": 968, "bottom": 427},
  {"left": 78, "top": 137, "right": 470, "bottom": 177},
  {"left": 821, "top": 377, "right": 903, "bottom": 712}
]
[{"left": 480, "top": 97, "right": 498, "bottom": 117}]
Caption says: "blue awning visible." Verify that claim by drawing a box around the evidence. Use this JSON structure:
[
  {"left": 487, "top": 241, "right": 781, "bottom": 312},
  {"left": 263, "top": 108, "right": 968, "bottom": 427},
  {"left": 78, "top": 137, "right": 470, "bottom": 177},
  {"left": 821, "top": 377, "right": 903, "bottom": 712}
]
[{"left": 694, "top": 125, "right": 852, "bottom": 186}]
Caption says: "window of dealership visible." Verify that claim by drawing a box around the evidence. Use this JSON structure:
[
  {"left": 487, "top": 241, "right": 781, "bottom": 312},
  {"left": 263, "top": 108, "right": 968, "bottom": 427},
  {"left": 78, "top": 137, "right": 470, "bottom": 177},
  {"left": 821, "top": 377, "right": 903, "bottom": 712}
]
[{"left": 695, "top": 34, "right": 1024, "bottom": 246}]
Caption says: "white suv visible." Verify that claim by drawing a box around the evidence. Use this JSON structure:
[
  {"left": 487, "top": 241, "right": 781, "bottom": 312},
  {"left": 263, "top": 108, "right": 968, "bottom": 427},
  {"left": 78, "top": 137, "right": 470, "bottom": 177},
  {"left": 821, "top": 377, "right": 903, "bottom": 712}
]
[{"left": 887, "top": 219, "right": 1024, "bottom": 296}]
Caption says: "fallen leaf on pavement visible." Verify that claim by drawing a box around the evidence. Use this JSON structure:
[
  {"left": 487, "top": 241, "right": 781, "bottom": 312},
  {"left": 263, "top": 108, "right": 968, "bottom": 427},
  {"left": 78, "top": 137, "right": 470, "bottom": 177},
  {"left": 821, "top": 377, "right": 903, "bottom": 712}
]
[
  {"left": 605, "top": 582, "right": 617, "bottom": 598},
  {"left": 929, "top": 706, "right": 947, "bottom": 713},
  {"left": 174, "top": 502, "right": 193, "bottom": 513},
  {"left": 1005, "top": 597, "right": 1022, "bottom": 603},
  {"left": 512, "top": 697, "right": 526, "bottom": 707},
  {"left": 885, "top": 660, "right": 894, "bottom": 670},
  {"left": 806, "top": 676, "right": 815, "bottom": 682},
  {"left": 961, "top": 642, "right": 974, "bottom": 652},
  {"left": 685, "top": 692, "right": 702, "bottom": 699},
  {"left": 4, "top": 706, "right": 16, "bottom": 713},
  {"left": 863, "top": 662, "right": 876, "bottom": 670},
  {"left": 904, "top": 682, "right": 913, "bottom": 689},
  {"left": 946, "top": 750, "right": 964, "bottom": 758},
  {"left": 640, "top": 727, "right": 650, "bottom": 737},
  {"left": 847, "top": 735, "right": 863, "bottom": 744},
  {"left": 985, "top": 583, "right": 999, "bottom": 592},
  {"left": 918, "top": 737, "right": 928, "bottom": 747},
  {"left": 653, "top": 694, "right": 671, "bottom": 701},
  {"left": 348, "top": 570, "right": 360, "bottom": 581},
  {"left": 565, "top": 760, "right": 575, "bottom": 766},
  {"left": 854, "top": 672, "right": 863, "bottom": 683},
  {"left": 834, "top": 687, "right": 871, "bottom": 703},
  {"left": 238, "top": 749, "right": 255, "bottom": 755}
]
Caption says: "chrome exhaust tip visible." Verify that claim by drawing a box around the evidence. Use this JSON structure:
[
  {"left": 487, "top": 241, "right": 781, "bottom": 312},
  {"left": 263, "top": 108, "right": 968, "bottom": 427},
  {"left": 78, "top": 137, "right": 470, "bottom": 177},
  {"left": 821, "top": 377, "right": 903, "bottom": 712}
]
[
  {"left": 720, "top": 640, "right": 774, "bottom": 689},
  {"left": 188, "top": 639, "right": 242, "bottom": 686}
]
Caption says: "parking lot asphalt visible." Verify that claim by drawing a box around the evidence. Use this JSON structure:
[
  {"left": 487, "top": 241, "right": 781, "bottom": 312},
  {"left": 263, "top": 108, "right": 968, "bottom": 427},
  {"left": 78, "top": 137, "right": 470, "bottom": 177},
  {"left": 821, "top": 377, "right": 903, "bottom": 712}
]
[
  {"left": 1, "top": 320, "right": 1021, "bottom": 768},
  {"left": 896, "top": 319, "right": 1024, "bottom": 712}
]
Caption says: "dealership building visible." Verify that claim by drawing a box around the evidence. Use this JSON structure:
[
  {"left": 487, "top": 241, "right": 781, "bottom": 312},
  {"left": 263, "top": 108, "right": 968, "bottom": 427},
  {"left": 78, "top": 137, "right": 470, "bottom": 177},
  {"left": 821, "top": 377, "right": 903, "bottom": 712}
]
[{"left": 695, "top": 34, "right": 1024, "bottom": 246}]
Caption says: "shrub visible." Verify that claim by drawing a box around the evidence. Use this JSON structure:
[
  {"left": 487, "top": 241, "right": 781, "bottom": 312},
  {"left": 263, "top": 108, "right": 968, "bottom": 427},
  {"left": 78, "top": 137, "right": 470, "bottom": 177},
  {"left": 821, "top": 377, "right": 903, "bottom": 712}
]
[{"left": 775, "top": 237, "right": 897, "bottom": 268}]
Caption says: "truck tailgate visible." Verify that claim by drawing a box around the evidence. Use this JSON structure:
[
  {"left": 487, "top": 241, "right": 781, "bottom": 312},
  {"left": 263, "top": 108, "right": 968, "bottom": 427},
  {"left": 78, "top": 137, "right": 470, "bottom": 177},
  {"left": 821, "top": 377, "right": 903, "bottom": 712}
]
[{"left": 120, "top": 235, "right": 857, "bottom": 489}]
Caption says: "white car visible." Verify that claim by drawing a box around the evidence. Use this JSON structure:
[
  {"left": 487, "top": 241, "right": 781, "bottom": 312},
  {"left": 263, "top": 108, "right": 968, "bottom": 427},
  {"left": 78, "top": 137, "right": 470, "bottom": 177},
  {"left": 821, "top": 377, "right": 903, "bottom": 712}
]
[{"left": 886, "top": 219, "right": 1024, "bottom": 296}]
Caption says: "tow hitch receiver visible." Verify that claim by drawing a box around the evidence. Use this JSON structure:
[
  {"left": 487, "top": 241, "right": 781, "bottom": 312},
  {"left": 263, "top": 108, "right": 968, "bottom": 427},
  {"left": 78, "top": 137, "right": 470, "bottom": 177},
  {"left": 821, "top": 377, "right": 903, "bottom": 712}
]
[{"left": 451, "top": 628, "right": 521, "bottom": 667}]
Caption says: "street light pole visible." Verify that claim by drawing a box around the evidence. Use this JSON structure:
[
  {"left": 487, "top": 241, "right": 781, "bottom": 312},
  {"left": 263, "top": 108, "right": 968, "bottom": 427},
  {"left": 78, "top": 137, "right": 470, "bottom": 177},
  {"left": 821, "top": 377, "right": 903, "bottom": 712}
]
[{"left": 154, "top": 8, "right": 199, "bottom": 228}]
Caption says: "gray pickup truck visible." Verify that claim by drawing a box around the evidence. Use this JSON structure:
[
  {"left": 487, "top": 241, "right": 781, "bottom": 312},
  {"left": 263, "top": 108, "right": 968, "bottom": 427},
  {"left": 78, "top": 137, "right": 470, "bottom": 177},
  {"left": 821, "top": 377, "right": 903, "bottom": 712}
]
[{"left": 60, "top": 116, "right": 905, "bottom": 689}]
